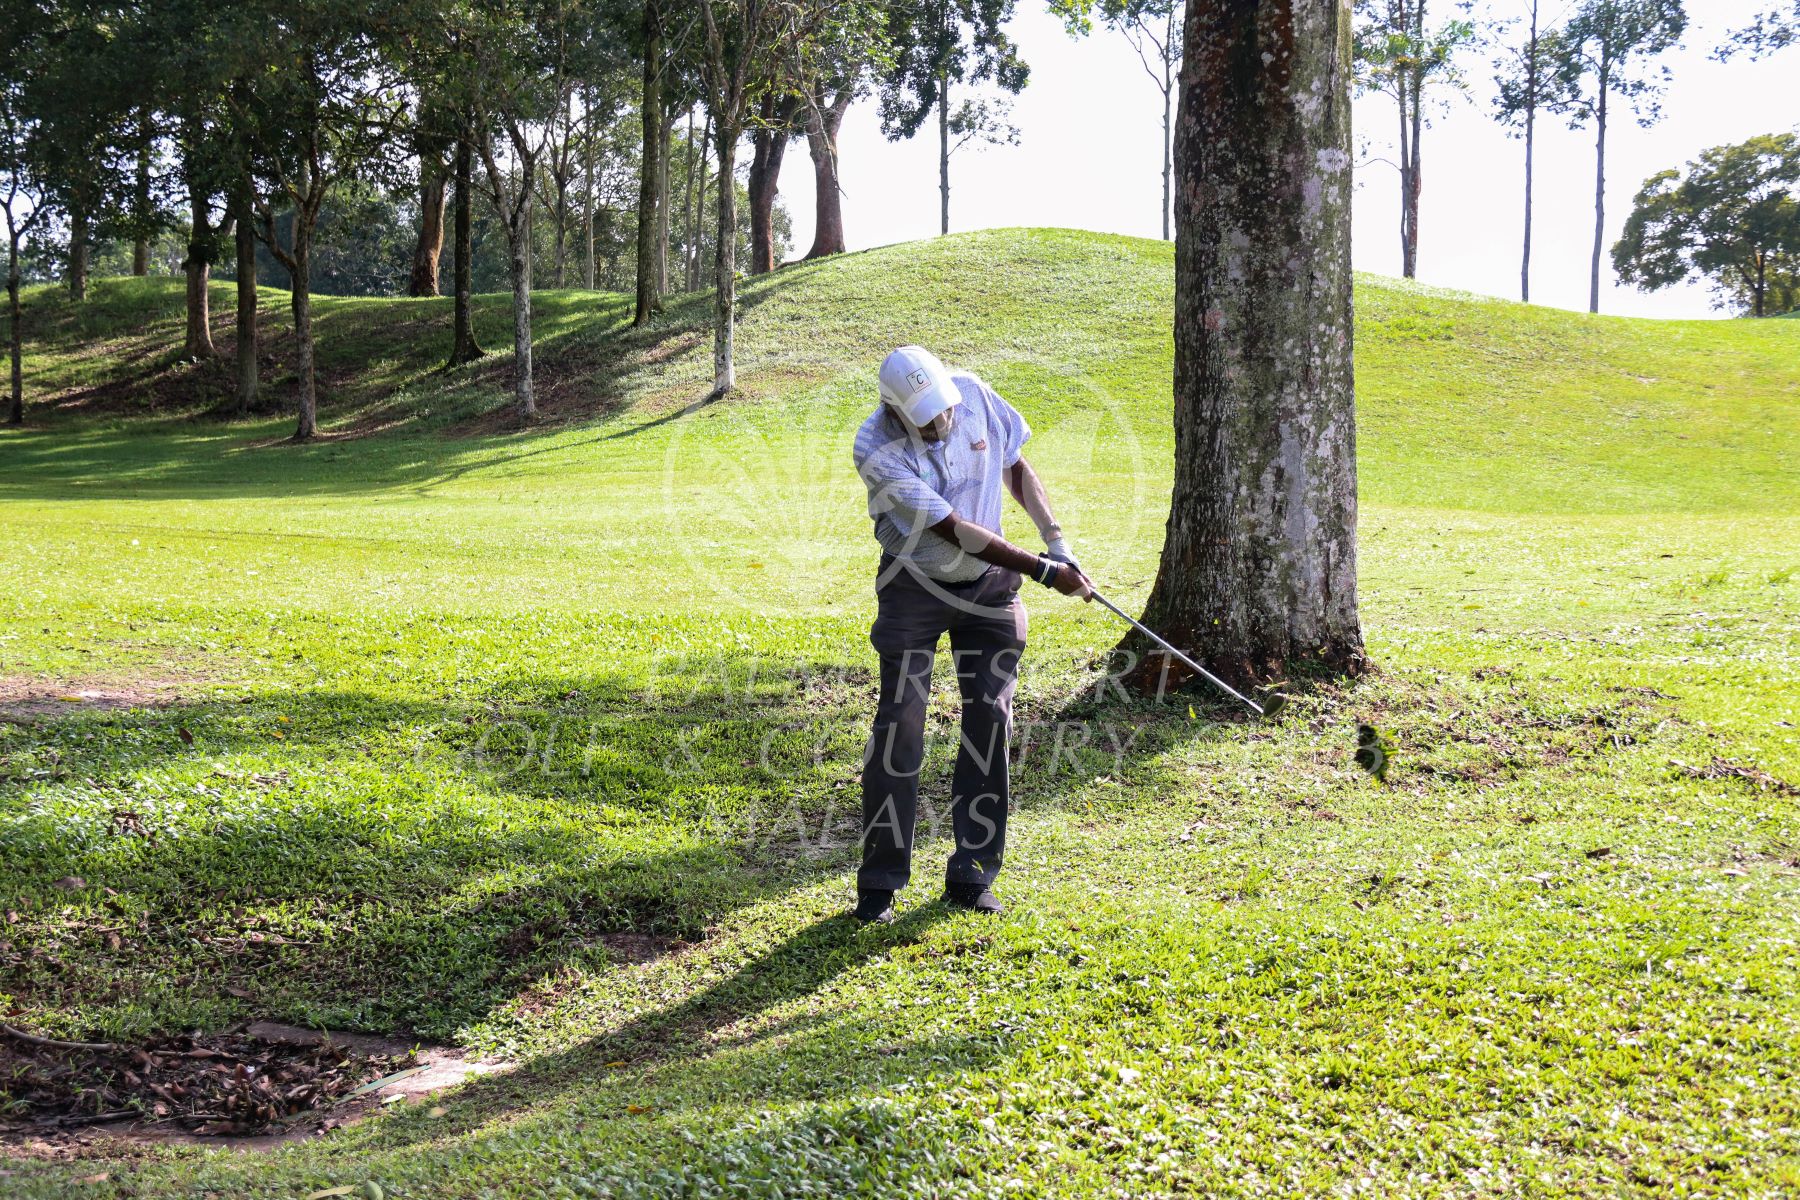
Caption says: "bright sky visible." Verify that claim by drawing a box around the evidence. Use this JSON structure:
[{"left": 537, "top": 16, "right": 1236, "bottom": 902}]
[{"left": 776, "top": 0, "right": 1797, "bottom": 319}]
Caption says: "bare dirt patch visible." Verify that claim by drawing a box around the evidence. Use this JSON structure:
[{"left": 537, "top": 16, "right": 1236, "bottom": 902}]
[
  {"left": 0, "top": 1021, "right": 504, "bottom": 1159},
  {"left": 0, "top": 673, "right": 204, "bottom": 722}
]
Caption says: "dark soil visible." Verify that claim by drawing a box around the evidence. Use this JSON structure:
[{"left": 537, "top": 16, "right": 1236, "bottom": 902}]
[{"left": 0, "top": 1024, "right": 415, "bottom": 1137}]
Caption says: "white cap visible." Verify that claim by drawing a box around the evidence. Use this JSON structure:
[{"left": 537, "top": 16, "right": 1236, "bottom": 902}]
[{"left": 878, "top": 345, "right": 961, "bottom": 428}]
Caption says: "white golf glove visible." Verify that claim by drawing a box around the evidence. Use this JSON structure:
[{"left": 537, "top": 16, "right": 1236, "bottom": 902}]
[{"left": 1043, "top": 527, "right": 1078, "bottom": 570}]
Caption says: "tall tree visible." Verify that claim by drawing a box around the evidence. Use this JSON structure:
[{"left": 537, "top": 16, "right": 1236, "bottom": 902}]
[
  {"left": 446, "top": 113, "right": 484, "bottom": 366},
  {"left": 233, "top": 0, "right": 401, "bottom": 440},
  {"left": 801, "top": 77, "right": 856, "bottom": 258},
  {"left": 1352, "top": 0, "right": 1474, "bottom": 280},
  {"left": 695, "top": 0, "right": 839, "bottom": 395},
  {"left": 878, "top": 0, "right": 1028, "bottom": 236},
  {"left": 407, "top": 116, "right": 451, "bottom": 297},
  {"left": 746, "top": 92, "right": 801, "bottom": 273},
  {"left": 1129, "top": 0, "right": 1363, "bottom": 694},
  {"left": 177, "top": 122, "right": 235, "bottom": 359},
  {"left": 1492, "top": 3, "right": 1576, "bottom": 303},
  {"left": 634, "top": 0, "right": 667, "bottom": 322},
  {"left": 1614, "top": 133, "right": 1800, "bottom": 318},
  {"left": 1556, "top": 0, "right": 1686, "bottom": 314},
  {"left": 1052, "top": 0, "right": 1183, "bottom": 240},
  {"left": 2, "top": 4, "right": 50, "bottom": 427}
]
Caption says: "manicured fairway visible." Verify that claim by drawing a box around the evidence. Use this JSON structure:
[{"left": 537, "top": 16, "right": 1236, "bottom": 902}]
[{"left": 2, "top": 231, "right": 1797, "bottom": 1196}]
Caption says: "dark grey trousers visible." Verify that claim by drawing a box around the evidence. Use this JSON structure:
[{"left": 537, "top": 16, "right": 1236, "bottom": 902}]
[{"left": 859, "top": 560, "right": 1028, "bottom": 891}]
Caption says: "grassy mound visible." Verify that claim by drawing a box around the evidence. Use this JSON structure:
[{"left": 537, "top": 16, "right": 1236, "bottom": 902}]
[{"left": 1, "top": 230, "right": 1797, "bottom": 1197}]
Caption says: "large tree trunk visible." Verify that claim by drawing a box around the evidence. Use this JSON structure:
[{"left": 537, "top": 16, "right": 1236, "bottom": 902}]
[
  {"left": 234, "top": 180, "right": 258, "bottom": 413},
  {"left": 448, "top": 132, "right": 483, "bottom": 367},
  {"left": 711, "top": 121, "right": 738, "bottom": 394},
  {"left": 1128, "top": 0, "right": 1364, "bottom": 694},
  {"left": 1588, "top": 65, "right": 1609, "bottom": 314},
  {"left": 748, "top": 95, "right": 798, "bottom": 274},
  {"left": 409, "top": 154, "right": 448, "bottom": 297},
  {"left": 803, "top": 86, "right": 852, "bottom": 259},
  {"left": 67, "top": 204, "right": 89, "bottom": 300},
  {"left": 634, "top": 0, "right": 664, "bottom": 323},
  {"left": 6, "top": 243, "right": 21, "bottom": 426},
  {"left": 184, "top": 185, "right": 216, "bottom": 359}
]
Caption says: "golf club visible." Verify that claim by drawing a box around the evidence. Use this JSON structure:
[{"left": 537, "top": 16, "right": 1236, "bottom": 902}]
[{"left": 1088, "top": 589, "right": 1288, "bottom": 720}]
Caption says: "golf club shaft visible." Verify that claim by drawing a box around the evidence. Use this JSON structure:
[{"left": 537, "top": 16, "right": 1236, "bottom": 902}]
[{"left": 1089, "top": 591, "right": 1266, "bottom": 716}]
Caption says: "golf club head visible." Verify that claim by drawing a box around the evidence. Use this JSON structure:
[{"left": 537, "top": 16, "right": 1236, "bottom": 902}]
[{"left": 1257, "top": 692, "right": 1289, "bottom": 720}]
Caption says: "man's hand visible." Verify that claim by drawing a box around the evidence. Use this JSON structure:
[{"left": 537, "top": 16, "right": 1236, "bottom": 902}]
[{"left": 1050, "top": 561, "right": 1094, "bottom": 601}]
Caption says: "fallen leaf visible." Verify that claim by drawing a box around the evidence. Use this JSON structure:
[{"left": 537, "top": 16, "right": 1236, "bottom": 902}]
[
  {"left": 626, "top": 1103, "right": 653, "bottom": 1114},
  {"left": 58, "top": 695, "right": 86, "bottom": 704},
  {"left": 52, "top": 876, "right": 87, "bottom": 891},
  {"left": 178, "top": 726, "right": 194, "bottom": 746},
  {"left": 304, "top": 1189, "right": 355, "bottom": 1199},
  {"left": 1585, "top": 847, "right": 1613, "bottom": 860},
  {"left": 77, "top": 1175, "right": 110, "bottom": 1185},
  {"left": 426, "top": 1105, "right": 447, "bottom": 1118}
]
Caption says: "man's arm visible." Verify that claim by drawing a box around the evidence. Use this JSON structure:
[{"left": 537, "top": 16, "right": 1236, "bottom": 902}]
[
  {"left": 1005, "top": 458, "right": 1074, "bottom": 563},
  {"left": 926, "top": 512, "right": 1093, "bottom": 599}
]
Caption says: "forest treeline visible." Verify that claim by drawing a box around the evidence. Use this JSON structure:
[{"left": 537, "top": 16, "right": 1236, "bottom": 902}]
[{"left": 2, "top": 0, "right": 1796, "bottom": 438}]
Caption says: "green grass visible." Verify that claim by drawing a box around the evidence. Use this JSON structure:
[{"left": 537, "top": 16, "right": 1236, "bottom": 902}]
[{"left": 1, "top": 229, "right": 1797, "bottom": 1197}]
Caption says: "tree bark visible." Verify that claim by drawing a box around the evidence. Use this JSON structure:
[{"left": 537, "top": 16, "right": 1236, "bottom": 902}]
[
  {"left": 290, "top": 225, "right": 315, "bottom": 440},
  {"left": 583, "top": 86, "right": 598, "bottom": 289},
  {"left": 184, "top": 185, "right": 216, "bottom": 359},
  {"left": 635, "top": 0, "right": 664, "bottom": 323},
  {"left": 657, "top": 109, "right": 674, "bottom": 292},
  {"left": 509, "top": 212, "right": 534, "bottom": 415},
  {"left": 804, "top": 86, "right": 852, "bottom": 259},
  {"left": 6, "top": 242, "right": 21, "bottom": 426},
  {"left": 938, "top": 71, "right": 951, "bottom": 236},
  {"left": 1128, "top": 0, "right": 1364, "bottom": 694},
  {"left": 133, "top": 116, "right": 152, "bottom": 276},
  {"left": 234, "top": 178, "right": 258, "bottom": 413},
  {"left": 67, "top": 203, "right": 89, "bottom": 300},
  {"left": 711, "top": 119, "right": 738, "bottom": 394},
  {"left": 690, "top": 111, "right": 712, "bottom": 292},
  {"left": 1588, "top": 61, "right": 1609, "bottom": 314},
  {"left": 1521, "top": 0, "right": 1538, "bottom": 303},
  {"left": 1160, "top": 75, "right": 1174, "bottom": 242},
  {"left": 748, "top": 94, "right": 798, "bottom": 274},
  {"left": 409, "top": 153, "right": 448, "bottom": 297},
  {"left": 448, "top": 131, "right": 483, "bottom": 366}
]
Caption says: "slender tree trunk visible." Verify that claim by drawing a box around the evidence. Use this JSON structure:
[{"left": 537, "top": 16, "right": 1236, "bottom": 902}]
[
  {"left": 290, "top": 221, "right": 315, "bottom": 440},
  {"left": 409, "top": 155, "right": 448, "bottom": 297},
  {"left": 1160, "top": 77, "right": 1174, "bottom": 241},
  {"left": 184, "top": 186, "right": 216, "bottom": 358},
  {"left": 1755, "top": 253, "right": 1766, "bottom": 318},
  {"left": 1129, "top": 0, "right": 1364, "bottom": 693},
  {"left": 1589, "top": 65, "right": 1609, "bottom": 314},
  {"left": 448, "top": 132, "right": 483, "bottom": 366},
  {"left": 1405, "top": 63, "right": 1423, "bottom": 278},
  {"left": 509, "top": 210, "right": 534, "bottom": 416},
  {"left": 133, "top": 116, "right": 152, "bottom": 276},
  {"left": 691, "top": 112, "right": 712, "bottom": 292},
  {"left": 6, "top": 242, "right": 21, "bottom": 426},
  {"left": 583, "top": 87, "right": 597, "bottom": 290},
  {"left": 554, "top": 176, "right": 569, "bottom": 290},
  {"left": 635, "top": 0, "right": 664, "bottom": 322},
  {"left": 748, "top": 95, "right": 797, "bottom": 274},
  {"left": 234, "top": 179, "right": 258, "bottom": 413},
  {"left": 804, "top": 87, "right": 851, "bottom": 259},
  {"left": 938, "top": 71, "right": 951, "bottom": 236},
  {"left": 1521, "top": 0, "right": 1538, "bottom": 303},
  {"left": 67, "top": 204, "right": 89, "bottom": 300},
  {"left": 711, "top": 120, "right": 738, "bottom": 394},
  {"left": 657, "top": 109, "right": 674, "bottom": 293},
  {"left": 682, "top": 109, "right": 701, "bottom": 288},
  {"left": 1395, "top": 79, "right": 1410, "bottom": 276}
]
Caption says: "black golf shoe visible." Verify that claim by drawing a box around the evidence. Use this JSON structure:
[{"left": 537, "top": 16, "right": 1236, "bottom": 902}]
[
  {"left": 943, "top": 883, "right": 1004, "bottom": 915},
  {"left": 853, "top": 889, "right": 896, "bottom": 925}
]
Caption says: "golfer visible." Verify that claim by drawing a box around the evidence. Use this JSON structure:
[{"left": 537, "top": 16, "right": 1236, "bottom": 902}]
[{"left": 850, "top": 345, "right": 1092, "bottom": 924}]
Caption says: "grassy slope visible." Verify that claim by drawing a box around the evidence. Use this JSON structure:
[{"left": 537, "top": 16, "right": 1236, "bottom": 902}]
[{"left": 1, "top": 229, "right": 1797, "bottom": 1197}]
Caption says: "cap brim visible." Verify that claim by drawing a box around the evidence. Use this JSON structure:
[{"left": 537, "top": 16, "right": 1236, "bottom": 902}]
[{"left": 903, "top": 383, "right": 961, "bottom": 427}]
